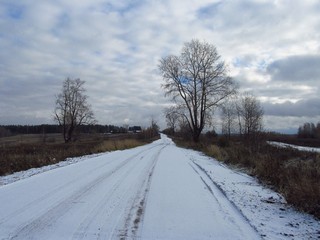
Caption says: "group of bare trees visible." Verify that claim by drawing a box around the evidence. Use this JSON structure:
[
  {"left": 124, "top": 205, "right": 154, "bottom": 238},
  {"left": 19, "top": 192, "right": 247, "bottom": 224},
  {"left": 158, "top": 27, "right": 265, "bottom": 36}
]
[
  {"left": 298, "top": 122, "right": 320, "bottom": 138},
  {"left": 54, "top": 39, "right": 264, "bottom": 144},
  {"left": 221, "top": 93, "right": 264, "bottom": 140},
  {"left": 161, "top": 39, "right": 264, "bottom": 142}
]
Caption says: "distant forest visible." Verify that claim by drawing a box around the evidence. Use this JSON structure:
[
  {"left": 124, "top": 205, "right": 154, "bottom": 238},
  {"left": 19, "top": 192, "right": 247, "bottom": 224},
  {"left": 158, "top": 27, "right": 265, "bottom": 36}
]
[{"left": 0, "top": 124, "right": 128, "bottom": 137}]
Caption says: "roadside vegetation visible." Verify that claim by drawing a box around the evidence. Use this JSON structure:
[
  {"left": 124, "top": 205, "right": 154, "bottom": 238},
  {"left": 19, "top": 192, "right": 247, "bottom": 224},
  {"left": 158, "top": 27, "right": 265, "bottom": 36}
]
[
  {"left": 169, "top": 132, "right": 320, "bottom": 220},
  {"left": 160, "top": 39, "right": 319, "bottom": 219},
  {"left": 0, "top": 126, "right": 160, "bottom": 177}
]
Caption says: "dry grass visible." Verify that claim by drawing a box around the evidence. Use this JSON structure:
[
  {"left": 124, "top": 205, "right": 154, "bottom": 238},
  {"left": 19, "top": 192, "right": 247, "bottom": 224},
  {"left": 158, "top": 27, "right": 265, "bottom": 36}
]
[
  {"left": 222, "top": 143, "right": 320, "bottom": 218},
  {"left": 0, "top": 133, "right": 159, "bottom": 177},
  {"left": 93, "top": 139, "right": 144, "bottom": 152},
  {"left": 0, "top": 141, "right": 99, "bottom": 176},
  {"left": 0, "top": 133, "right": 64, "bottom": 147},
  {"left": 204, "top": 144, "right": 229, "bottom": 162}
]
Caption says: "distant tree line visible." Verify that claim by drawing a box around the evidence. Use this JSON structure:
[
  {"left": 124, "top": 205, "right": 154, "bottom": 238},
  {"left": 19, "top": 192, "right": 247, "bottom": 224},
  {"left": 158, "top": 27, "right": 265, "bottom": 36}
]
[
  {"left": 298, "top": 122, "right": 320, "bottom": 138},
  {"left": 0, "top": 125, "right": 61, "bottom": 135},
  {"left": 0, "top": 124, "right": 129, "bottom": 137}
]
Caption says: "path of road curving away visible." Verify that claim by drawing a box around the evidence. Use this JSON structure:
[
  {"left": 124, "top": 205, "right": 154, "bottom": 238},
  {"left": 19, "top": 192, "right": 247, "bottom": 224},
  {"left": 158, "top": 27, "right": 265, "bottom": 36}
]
[{"left": 0, "top": 135, "right": 262, "bottom": 239}]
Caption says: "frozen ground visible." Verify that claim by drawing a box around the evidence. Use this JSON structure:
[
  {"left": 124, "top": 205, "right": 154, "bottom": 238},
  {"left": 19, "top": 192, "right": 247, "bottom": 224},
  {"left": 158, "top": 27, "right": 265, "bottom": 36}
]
[
  {"left": 268, "top": 141, "right": 320, "bottom": 153},
  {"left": 0, "top": 135, "right": 319, "bottom": 239}
]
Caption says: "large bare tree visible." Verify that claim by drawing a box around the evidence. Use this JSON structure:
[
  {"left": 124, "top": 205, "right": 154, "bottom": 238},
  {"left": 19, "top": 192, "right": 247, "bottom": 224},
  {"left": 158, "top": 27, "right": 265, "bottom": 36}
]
[
  {"left": 54, "top": 78, "right": 95, "bottom": 143},
  {"left": 160, "top": 39, "right": 236, "bottom": 142}
]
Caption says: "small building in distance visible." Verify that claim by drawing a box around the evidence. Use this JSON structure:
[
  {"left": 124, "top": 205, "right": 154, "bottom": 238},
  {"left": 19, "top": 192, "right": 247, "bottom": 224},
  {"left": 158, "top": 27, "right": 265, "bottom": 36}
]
[{"left": 128, "top": 126, "right": 142, "bottom": 133}]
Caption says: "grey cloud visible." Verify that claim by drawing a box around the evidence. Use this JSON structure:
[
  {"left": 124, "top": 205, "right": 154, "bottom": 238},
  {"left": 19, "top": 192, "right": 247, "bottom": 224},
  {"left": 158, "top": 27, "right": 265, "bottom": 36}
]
[
  {"left": 198, "top": 0, "right": 282, "bottom": 35},
  {"left": 263, "top": 98, "right": 320, "bottom": 117},
  {"left": 267, "top": 55, "right": 320, "bottom": 83}
]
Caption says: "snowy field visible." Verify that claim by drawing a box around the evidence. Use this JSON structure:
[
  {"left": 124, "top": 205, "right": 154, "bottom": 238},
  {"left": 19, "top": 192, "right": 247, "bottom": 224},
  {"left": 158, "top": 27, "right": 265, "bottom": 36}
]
[
  {"left": 268, "top": 141, "right": 320, "bottom": 153},
  {"left": 0, "top": 135, "right": 319, "bottom": 239}
]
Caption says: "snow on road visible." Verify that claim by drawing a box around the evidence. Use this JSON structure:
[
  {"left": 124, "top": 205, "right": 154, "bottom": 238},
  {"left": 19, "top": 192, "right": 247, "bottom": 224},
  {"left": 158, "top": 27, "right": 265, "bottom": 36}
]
[{"left": 0, "top": 135, "right": 319, "bottom": 239}]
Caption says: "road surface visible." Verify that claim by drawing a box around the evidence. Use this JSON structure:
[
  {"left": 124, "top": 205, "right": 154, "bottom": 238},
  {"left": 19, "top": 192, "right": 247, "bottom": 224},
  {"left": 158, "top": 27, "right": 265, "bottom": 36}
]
[{"left": 0, "top": 135, "right": 319, "bottom": 239}]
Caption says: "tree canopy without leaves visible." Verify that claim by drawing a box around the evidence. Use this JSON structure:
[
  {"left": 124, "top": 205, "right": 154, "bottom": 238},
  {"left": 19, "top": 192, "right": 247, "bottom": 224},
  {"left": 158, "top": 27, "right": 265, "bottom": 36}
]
[
  {"left": 160, "top": 39, "right": 236, "bottom": 142},
  {"left": 164, "top": 106, "right": 179, "bottom": 134},
  {"left": 237, "top": 93, "right": 264, "bottom": 137},
  {"left": 221, "top": 93, "right": 264, "bottom": 144},
  {"left": 54, "top": 78, "right": 95, "bottom": 143}
]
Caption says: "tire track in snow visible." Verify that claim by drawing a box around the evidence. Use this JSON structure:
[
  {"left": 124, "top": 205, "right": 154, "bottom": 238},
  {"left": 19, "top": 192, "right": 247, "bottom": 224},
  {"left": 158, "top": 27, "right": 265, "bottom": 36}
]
[
  {"left": 117, "top": 145, "right": 167, "bottom": 240},
  {"left": 71, "top": 146, "right": 164, "bottom": 240},
  {"left": 189, "top": 160, "right": 262, "bottom": 239},
  {"left": 0, "top": 143, "right": 161, "bottom": 229},
  {"left": 7, "top": 143, "right": 163, "bottom": 240}
]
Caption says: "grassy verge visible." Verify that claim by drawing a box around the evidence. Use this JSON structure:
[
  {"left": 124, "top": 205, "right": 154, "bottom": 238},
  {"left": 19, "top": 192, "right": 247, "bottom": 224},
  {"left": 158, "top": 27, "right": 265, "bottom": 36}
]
[
  {"left": 174, "top": 136, "right": 320, "bottom": 219},
  {"left": 0, "top": 133, "right": 159, "bottom": 176}
]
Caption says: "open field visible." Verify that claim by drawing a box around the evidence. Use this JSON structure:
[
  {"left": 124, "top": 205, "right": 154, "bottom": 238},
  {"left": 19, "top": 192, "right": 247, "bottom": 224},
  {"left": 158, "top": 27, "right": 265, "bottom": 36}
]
[
  {"left": 0, "top": 133, "right": 158, "bottom": 176},
  {"left": 0, "top": 133, "right": 139, "bottom": 147},
  {"left": 266, "top": 134, "right": 320, "bottom": 148}
]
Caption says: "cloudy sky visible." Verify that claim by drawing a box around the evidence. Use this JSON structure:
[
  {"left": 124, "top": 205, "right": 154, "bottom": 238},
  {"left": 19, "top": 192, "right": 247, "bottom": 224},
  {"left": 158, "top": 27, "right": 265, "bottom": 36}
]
[{"left": 1, "top": 0, "right": 319, "bottom": 133}]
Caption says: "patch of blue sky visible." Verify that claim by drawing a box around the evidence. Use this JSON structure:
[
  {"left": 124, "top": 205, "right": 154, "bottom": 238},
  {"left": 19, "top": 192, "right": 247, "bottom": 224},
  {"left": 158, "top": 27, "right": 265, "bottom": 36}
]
[
  {"left": 256, "top": 59, "right": 269, "bottom": 70},
  {"left": 233, "top": 57, "right": 269, "bottom": 71},
  {"left": 93, "top": 50, "right": 102, "bottom": 56},
  {"left": 99, "top": 0, "right": 144, "bottom": 16},
  {"left": 50, "top": 12, "right": 70, "bottom": 38},
  {"left": 179, "top": 76, "right": 191, "bottom": 85},
  {"left": 4, "top": 3, "right": 24, "bottom": 20},
  {"left": 197, "top": 1, "right": 222, "bottom": 19},
  {"left": 113, "top": 53, "right": 135, "bottom": 66},
  {"left": 232, "top": 57, "right": 250, "bottom": 68}
]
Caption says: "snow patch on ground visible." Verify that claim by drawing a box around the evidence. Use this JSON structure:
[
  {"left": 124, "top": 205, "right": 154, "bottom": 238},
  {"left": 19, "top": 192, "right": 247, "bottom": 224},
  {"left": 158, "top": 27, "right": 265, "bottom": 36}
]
[
  {"left": 186, "top": 150, "right": 320, "bottom": 240},
  {"left": 268, "top": 141, "right": 320, "bottom": 153}
]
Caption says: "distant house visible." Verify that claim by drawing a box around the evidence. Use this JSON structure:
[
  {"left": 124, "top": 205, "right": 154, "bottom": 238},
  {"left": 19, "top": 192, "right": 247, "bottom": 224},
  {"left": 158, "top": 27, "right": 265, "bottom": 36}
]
[{"left": 128, "top": 126, "right": 142, "bottom": 133}]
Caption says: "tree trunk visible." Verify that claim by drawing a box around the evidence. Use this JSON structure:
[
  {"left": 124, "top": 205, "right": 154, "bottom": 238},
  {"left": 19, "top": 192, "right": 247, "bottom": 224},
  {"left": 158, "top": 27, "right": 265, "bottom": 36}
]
[{"left": 192, "top": 129, "right": 201, "bottom": 142}]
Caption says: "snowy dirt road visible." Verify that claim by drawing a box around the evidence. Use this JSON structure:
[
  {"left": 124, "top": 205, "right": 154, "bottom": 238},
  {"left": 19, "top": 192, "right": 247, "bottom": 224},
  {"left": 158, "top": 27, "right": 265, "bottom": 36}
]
[{"left": 0, "top": 135, "right": 319, "bottom": 239}]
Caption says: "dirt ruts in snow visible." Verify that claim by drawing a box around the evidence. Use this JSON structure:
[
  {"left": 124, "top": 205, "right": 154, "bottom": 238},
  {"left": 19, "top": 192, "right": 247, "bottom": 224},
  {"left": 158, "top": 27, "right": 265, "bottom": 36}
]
[
  {"left": 187, "top": 151, "right": 320, "bottom": 240},
  {"left": 189, "top": 161, "right": 261, "bottom": 237},
  {"left": 118, "top": 145, "right": 167, "bottom": 239},
  {"left": 0, "top": 142, "right": 165, "bottom": 240}
]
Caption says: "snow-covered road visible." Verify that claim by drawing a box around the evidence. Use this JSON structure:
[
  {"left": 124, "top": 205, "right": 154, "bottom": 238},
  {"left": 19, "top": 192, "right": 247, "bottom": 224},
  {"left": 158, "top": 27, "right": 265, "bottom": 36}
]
[{"left": 0, "top": 135, "right": 319, "bottom": 239}]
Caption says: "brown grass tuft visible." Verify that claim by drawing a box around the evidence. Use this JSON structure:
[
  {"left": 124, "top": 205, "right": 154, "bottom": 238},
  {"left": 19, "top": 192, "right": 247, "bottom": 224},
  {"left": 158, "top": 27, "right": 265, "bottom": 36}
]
[{"left": 93, "top": 139, "right": 143, "bottom": 152}]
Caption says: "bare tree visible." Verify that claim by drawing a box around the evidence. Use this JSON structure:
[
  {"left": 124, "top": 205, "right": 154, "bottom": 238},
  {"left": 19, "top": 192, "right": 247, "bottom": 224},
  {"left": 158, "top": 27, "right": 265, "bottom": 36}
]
[
  {"left": 164, "top": 106, "right": 180, "bottom": 134},
  {"left": 159, "top": 39, "right": 237, "bottom": 142},
  {"left": 54, "top": 78, "right": 95, "bottom": 143},
  {"left": 236, "top": 93, "right": 264, "bottom": 141},
  {"left": 221, "top": 100, "right": 237, "bottom": 139},
  {"left": 298, "top": 122, "right": 317, "bottom": 138}
]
